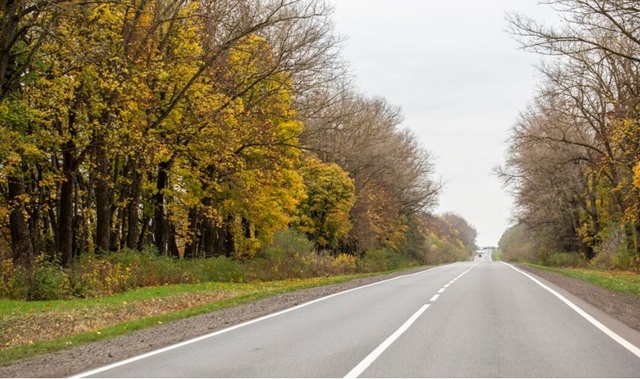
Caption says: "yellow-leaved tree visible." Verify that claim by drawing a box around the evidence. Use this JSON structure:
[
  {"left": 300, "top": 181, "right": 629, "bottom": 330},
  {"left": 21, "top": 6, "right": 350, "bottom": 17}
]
[
  {"left": 179, "top": 35, "right": 306, "bottom": 258},
  {"left": 293, "top": 154, "right": 355, "bottom": 250}
]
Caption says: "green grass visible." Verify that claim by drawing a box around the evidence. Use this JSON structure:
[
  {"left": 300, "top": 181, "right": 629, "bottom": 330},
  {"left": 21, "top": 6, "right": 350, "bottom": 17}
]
[
  {"left": 0, "top": 273, "right": 381, "bottom": 366},
  {"left": 525, "top": 264, "right": 640, "bottom": 296}
]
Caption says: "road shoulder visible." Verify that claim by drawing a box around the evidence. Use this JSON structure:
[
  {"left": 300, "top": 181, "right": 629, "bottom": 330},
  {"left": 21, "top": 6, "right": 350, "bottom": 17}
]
[{"left": 517, "top": 265, "right": 640, "bottom": 332}]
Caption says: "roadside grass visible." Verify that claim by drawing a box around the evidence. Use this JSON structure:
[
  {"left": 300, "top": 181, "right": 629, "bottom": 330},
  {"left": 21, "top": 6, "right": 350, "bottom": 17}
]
[
  {"left": 0, "top": 273, "right": 380, "bottom": 366},
  {"left": 525, "top": 264, "right": 640, "bottom": 296}
]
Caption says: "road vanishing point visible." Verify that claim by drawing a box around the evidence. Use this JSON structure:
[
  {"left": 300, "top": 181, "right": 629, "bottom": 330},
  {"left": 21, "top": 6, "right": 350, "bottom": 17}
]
[{"left": 73, "top": 260, "right": 640, "bottom": 377}]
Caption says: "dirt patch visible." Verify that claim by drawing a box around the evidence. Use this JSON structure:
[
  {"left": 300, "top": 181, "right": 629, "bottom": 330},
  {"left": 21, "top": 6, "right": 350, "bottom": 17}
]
[{"left": 1, "top": 265, "right": 639, "bottom": 377}]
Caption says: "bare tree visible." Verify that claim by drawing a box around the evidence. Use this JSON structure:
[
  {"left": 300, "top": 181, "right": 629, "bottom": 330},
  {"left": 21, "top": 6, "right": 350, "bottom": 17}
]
[
  {"left": 507, "top": 0, "right": 640, "bottom": 63},
  {"left": 505, "top": 0, "right": 640, "bottom": 263},
  {"left": 301, "top": 92, "right": 441, "bottom": 250}
]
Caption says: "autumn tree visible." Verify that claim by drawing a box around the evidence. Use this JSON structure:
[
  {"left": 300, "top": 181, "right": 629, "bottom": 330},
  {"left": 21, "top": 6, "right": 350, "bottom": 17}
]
[
  {"left": 300, "top": 92, "right": 441, "bottom": 252},
  {"left": 497, "top": 84, "right": 596, "bottom": 259},
  {"left": 293, "top": 154, "right": 354, "bottom": 249},
  {"left": 440, "top": 213, "right": 478, "bottom": 253},
  {"left": 504, "top": 0, "right": 640, "bottom": 266},
  {"left": 420, "top": 213, "right": 477, "bottom": 264},
  {"left": 0, "top": 0, "right": 344, "bottom": 267},
  {"left": 1, "top": 0, "right": 447, "bottom": 276},
  {"left": 0, "top": 0, "right": 77, "bottom": 270}
]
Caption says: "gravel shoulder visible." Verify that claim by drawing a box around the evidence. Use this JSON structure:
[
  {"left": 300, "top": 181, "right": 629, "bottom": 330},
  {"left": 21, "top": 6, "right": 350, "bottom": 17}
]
[
  {"left": 2, "top": 263, "right": 640, "bottom": 378},
  {"left": 517, "top": 264, "right": 640, "bottom": 332}
]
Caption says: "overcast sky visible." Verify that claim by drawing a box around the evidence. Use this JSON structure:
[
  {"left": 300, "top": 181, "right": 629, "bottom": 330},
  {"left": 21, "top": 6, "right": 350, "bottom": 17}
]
[{"left": 329, "top": 0, "right": 558, "bottom": 247}]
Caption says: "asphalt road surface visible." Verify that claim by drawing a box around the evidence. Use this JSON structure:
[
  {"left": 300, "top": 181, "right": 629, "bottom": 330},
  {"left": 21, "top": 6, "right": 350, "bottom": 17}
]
[{"left": 75, "top": 262, "right": 640, "bottom": 378}]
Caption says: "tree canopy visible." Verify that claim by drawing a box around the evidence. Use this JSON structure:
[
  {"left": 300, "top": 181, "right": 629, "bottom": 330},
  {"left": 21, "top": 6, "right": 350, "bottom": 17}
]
[
  {"left": 0, "top": 0, "right": 474, "bottom": 283},
  {"left": 500, "top": 0, "right": 640, "bottom": 269}
]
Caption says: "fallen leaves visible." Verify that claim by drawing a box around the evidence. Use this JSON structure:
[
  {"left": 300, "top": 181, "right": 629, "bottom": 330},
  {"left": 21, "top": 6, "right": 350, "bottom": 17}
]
[{"left": 0, "top": 291, "right": 232, "bottom": 350}]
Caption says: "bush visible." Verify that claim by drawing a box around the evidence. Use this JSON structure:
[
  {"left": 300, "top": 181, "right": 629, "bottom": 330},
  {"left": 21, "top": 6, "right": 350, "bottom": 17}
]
[
  {"left": 29, "top": 261, "right": 72, "bottom": 300},
  {"left": 383, "top": 250, "right": 413, "bottom": 270},
  {"left": 542, "top": 252, "right": 586, "bottom": 268},
  {"left": 71, "top": 253, "right": 134, "bottom": 298},
  {"left": 250, "top": 229, "right": 317, "bottom": 280},
  {"left": 262, "top": 229, "right": 315, "bottom": 258},
  {"left": 590, "top": 227, "right": 634, "bottom": 270},
  {"left": 0, "top": 227, "right": 423, "bottom": 300},
  {"left": 110, "top": 248, "right": 196, "bottom": 287},
  {"left": 192, "top": 256, "right": 247, "bottom": 282},
  {"left": 0, "top": 258, "right": 74, "bottom": 300},
  {"left": 0, "top": 259, "right": 18, "bottom": 299},
  {"left": 330, "top": 253, "right": 358, "bottom": 274},
  {"left": 424, "top": 235, "right": 467, "bottom": 265},
  {"left": 360, "top": 249, "right": 390, "bottom": 272}
]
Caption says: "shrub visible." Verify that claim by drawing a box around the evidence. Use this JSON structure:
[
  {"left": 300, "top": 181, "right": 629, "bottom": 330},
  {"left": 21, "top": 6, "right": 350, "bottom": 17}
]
[
  {"left": 71, "top": 253, "right": 134, "bottom": 298},
  {"left": 423, "top": 235, "right": 467, "bottom": 265},
  {"left": 191, "top": 256, "right": 247, "bottom": 282},
  {"left": 251, "top": 229, "right": 317, "bottom": 280},
  {"left": 543, "top": 252, "right": 586, "bottom": 268},
  {"left": 330, "top": 253, "right": 358, "bottom": 274},
  {"left": 590, "top": 226, "right": 633, "bottom": 270},
  {"left": 29, "top": 261, "right": 72, "bottom": 300},
  {"left": 383, "top": 249, "right": 413, "bottom": 270},
  {"left": 263, "top": 228, "right": 315, "bottom": 258},
  {"left": 360, "top": 249, "right": 390, "bottom": 272},
  {"left": 112, "top": 248, "right": 195, "bottom": 287},
  {"left": 0, "top": 259, "right": 17, "bottom": 298},
  {"left": 0, "top": 227, "right": 424, "bottom": 300}
]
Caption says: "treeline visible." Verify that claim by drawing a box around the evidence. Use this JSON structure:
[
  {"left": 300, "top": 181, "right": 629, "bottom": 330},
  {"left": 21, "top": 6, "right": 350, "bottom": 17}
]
[
  {"left": 498, "top": 0, "right": 640, "bottom": 269},
  {"left": 0, "top": 0, "right": 476, "bottom": 288}
]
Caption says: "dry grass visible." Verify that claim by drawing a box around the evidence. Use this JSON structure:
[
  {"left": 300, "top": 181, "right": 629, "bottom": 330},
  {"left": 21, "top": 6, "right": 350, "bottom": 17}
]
[{"left": 1, "top": 291, "right": 235, "bottom": 350}]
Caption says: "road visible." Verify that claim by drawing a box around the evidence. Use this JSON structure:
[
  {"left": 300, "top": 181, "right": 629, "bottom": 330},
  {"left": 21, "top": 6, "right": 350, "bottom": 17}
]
[{"left": 75, "top": 262, "right": 640, "bottom": 377}]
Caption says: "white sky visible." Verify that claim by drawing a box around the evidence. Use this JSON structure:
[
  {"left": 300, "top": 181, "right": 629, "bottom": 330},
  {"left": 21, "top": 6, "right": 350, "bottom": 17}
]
[{"left": 330, "top": 0, "right": 557, "bottom": 247}]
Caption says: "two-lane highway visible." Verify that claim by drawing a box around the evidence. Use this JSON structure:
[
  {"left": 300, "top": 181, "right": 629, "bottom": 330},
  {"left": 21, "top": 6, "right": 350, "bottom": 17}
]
[{"left": 74, "top": 262, "right": 640, "bottom": 377}]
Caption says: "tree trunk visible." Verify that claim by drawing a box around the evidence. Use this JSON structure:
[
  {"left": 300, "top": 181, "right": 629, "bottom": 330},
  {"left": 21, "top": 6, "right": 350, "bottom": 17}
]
[
  {"left": 138, "top": 214, "right": 151, "bottom": 251},
  {"left": 168, "top": 223, "right": 180, "bottom": 258},
  {"left": 8, "top": 174, "right": 34, "bottom": 270},
  {"left": 58, "top": 143, "right": 75, "bottom": 268},
  {"left": 0, "top": 0, "right": 20, "bottom": 100},
  {"left": 223, "top": 215, "right": 234, "bottom": 257},
  {"left": 126, "top": 160, "right": 142, "bottom": 249},
  {"left": 242, "top": 217, "right": 251, "bottom": 239},
  {"left": 184, "top": 207, "right": 199, "bottom": 259},
  {"left": 95, "top": 134, "right": 111, "bottom": 253},
  {"left": 154, "top": 161, "right": 170, "bottom": 254},
  {"left": 202, "top": 219, "right": 219, "bottom": 257}
]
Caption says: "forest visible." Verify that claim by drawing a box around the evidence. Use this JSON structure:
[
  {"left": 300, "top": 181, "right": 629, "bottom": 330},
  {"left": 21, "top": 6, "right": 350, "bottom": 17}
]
[
  {"left": 498, "top": 0, "right": 640, "bottom": 270},
  {"left": 0, "top": 0, "right": 477, "bottom": 300}
]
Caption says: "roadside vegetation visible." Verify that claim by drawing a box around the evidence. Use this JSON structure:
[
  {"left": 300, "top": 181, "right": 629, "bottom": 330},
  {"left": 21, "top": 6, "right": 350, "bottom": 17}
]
[
  {"left": 497, "top": 1, "right": 640, "bottom": 273},
  {"left": 1, "top": 229, "right": 423, "bottom": 300}
]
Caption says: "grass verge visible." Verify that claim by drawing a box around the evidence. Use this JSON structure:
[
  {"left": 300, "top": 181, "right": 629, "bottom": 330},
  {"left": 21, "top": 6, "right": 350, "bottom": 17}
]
[
  {"left": 0, "top": 273, "right": 381, "bottom": 366},
  {"left": 524, "top": 264, "right": 640, "bottom": 296}
]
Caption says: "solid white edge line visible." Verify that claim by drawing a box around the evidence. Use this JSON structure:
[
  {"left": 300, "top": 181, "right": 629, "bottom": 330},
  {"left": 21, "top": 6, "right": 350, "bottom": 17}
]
[
  {"left": 344, "top": 304, "right": 430, "bottom": 378},
  {"left": 71, "top": 266, "right": 443, "bottom": 378},
  {"left": 503, "top": 262, "right": 640, "bottom": 359}
]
